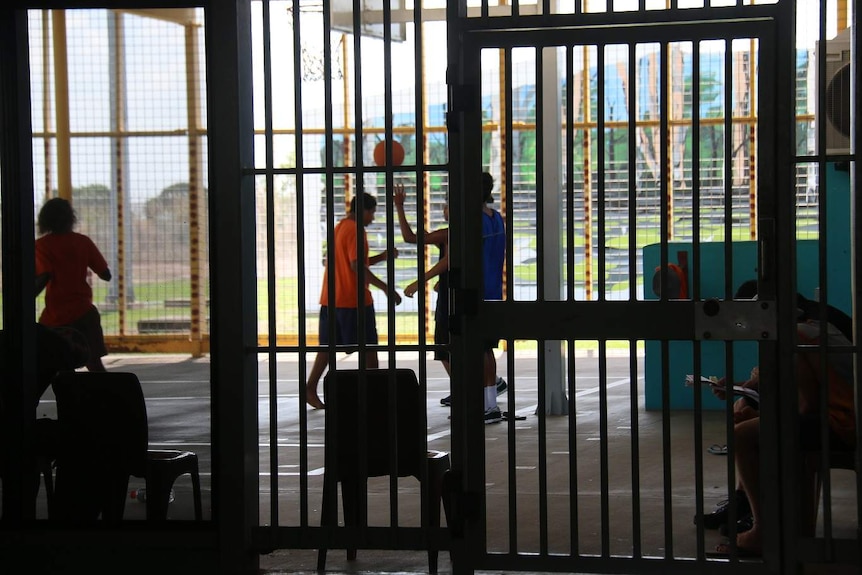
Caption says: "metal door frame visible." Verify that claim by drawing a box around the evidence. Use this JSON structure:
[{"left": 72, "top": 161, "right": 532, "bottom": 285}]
[{"left": 445, "top": 2, "right": 808, "bottom": 573}]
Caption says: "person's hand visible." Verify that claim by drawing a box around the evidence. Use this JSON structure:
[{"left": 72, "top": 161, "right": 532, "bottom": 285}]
[
  {"left": 390, "top": 288, "right": 402, "bottom": 305},
  {"left": 392, "top": 184, "right": 406, "bottom": 208},
  {"left": 743, "top": 366, "right": 759, "bottom": 390},
  {"left": 404, "top": 281, "right": 419, "bottom": 298},
  {"left": 710, "top": 376, "right": 730, "bottom": 401}
]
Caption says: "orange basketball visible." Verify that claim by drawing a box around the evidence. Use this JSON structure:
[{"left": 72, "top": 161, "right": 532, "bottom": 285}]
[{"left": 373, "top": 140, "right": 405, "bottom": 166}]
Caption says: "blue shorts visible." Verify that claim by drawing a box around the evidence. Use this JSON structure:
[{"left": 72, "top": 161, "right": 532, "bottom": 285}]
[{"left": 319, "top": 305, "right": 378, "bottom": 347}]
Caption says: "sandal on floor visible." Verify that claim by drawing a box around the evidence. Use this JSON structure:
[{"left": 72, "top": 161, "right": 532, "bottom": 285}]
[{"left": 707, "top": 444, "right": 727, "bottom": 455}]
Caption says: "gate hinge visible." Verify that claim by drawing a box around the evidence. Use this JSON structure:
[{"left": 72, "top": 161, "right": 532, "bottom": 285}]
[
  {"left": 447, "top": 267, "right": 478, "bottom": 336},
  {"left": 446, "top": 83, "right": 477, "bottom": 132}
]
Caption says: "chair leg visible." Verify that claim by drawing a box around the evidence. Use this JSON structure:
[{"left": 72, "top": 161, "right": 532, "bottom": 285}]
[
  {"left": 800, "top": 454, "right": 820, "bottom": 536},
  {"left": 101, "top": 472, "right": 130, "bottom": 522},
  {"left": 426, "top": 456, "right": 449, "bottom": 574},
  {"left": 426, "top": 479, "right": 441, "bottom": 574},
  {"left": 341, "top": 479, "right": 360, "bottom": 561},
  {"left": 40, "top": 457, "right": 55, "bottom": 518},
  {"left": 191, "top": 467, "right": 203, "bottom": 520},
  {"left": 317, "top": 473, "right": 337, "bottom": 571},
  {"left": 145, "top": 478, "right": 174, "bottom": 521}
]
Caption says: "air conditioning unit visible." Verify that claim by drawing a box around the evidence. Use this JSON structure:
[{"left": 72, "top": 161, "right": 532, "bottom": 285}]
[{"left": 815, "top": 27, "right": 852, "bottom": 155}]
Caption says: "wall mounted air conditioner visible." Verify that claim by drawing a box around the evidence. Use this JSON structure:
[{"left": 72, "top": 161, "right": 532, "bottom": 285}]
[{"left": 815, "top": 27, "right": 852, "bottom": 155}]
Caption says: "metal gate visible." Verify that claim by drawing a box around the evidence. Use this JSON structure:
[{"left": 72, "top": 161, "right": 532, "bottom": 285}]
[{"left": 446, "top": 1, "right": 858, "bottom": 573}]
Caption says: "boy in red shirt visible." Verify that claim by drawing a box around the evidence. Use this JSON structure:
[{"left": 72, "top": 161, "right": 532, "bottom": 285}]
[{"left": 35, "top": 198, "right": 112, "bottom": 372}]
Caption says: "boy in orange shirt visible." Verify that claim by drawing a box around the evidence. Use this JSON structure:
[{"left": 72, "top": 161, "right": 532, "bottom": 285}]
[{"left": 305, "top": 193, "right": 401, "bottom": 409}]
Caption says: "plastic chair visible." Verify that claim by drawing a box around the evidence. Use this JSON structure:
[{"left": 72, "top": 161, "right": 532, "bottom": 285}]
[
  {"left": 804, "top": 448, "right": 857, "bottom": 534},
  {"left": 51, "top": 371, "right": 202, "bottom": 521},
  {"left": 317, "top": 368, "right": 450, "bottom": 573},
  {"left": 146, "top": 449, "right": 202, "bottom": 520}
]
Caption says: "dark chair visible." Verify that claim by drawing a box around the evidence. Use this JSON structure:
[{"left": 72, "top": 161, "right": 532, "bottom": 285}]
[
  {"left": 51, "top": 371, "right": 202, "bottom": 521},
  {"left": 317, "top": 368, "right": 450, "bottom": 573},
  {"left": 804, "top": 448, "right": 857, "bottom": 534}
]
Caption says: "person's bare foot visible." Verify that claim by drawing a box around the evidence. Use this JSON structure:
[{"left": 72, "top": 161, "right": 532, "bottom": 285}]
[
  {"left": 734, "top": 525, "right": 761, "bottom": 553},
  {"left": 306, "top": 388, "right": 325, "bottom": 409},
  {"left": 713, "top": 524, "right": 762, "bottom": 557}
]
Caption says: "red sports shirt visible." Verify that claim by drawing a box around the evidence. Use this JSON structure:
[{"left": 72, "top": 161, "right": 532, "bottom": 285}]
[{"left": 36, "top": 231, "right": 109, "bottom": 326}]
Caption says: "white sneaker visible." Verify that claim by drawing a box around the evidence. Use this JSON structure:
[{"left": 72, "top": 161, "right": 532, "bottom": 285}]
[{"left": 484, "top": 406, "right": 502, "bottom": 424}]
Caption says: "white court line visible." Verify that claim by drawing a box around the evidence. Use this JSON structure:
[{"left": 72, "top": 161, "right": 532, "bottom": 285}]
[
  {"left": 426, "top": 377, "right": 639, "bottom": 443},
  {"left": 55, "top": 378, "right": 641, "bottom": 447}
]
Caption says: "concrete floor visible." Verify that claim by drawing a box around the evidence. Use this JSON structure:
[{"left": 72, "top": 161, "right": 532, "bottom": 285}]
[{"left": 23, "top": 350, "right": 860, "bottom": 574}]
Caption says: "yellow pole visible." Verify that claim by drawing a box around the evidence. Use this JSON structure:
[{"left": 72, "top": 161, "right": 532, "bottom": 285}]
[
  {"left": 498, "top": 48, "right": 508, "bottom": 305},
  {"left": 112, "top": 12, "right": 128, "bottom": 336},
  {"left": 748, "top": 38, "right": 757, "bottom": 240},
  {"left": 51, "top": 11, "right": 72, "bottom": 201},
  {"left": 582, "top": 46, "right": 593, "bottom": 300},
  {"left": 186, "top": 20, "right": 205, "bottom": 357},
  {"left": 41, "top": 12, "right": 53, "bottom": 205}
]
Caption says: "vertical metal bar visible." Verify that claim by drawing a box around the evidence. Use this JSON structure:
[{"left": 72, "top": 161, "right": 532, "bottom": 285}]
[
  {"left": 723, "top": 40, "right": 733, "bottom": 299},
  {"left": 321, "top": 0, "right": 340, "bottom": 522},
  {"left": 351, "top": 0, "right": 367, "bottom": 364},
  {"left": 690, "top": 38, "right": 707, "bottom": 560},
  {"left": 413, "top": 0, "right": 429, "bottom": 427},
  {"left": 504, "top": 49, "right": 514, "bottom": 301},
  {"left": 292, "top": 0, "right": 310, "bottom": 528},
  {"left": 566, "top": 45, "right": 575, "bottom": 302},
  {"left": 596, "top": 44, "right": 606, "bottom": 299},
  {"left": 537, "top": 342, "right": 549, "bottom": 554},
  {"left": 566, "top": 338, "right": 580, "bottom": 555},
  {"left": 0, "top": 7, "right": 39, "bottom": 523},
  {"left": 536, "top": 47, "right": 545, "bottom": 302},
  {"left": 658, "top": 41, "right": 675, "bottom": 558},
  {"left": 719, "top": 38, "right": 743, "bottom": 561},
  {"left": 380, "top": 0, "right": 401, "bottom": 530},
  {"left": 627, "top": 42, "right": 637, "bottom": 302},
  {"left": 598, "top": 340, "right": 610, "bottom": 556},
  {"left": 505, "top": 338, "right": 517, "bottom": 551},
  {"left": 260, "top": 0, "right": 280, "bottom": 528},
  {"left": 851, "top": 2, "right": 862, "bottom": 566},
  {"left": 205, "top": 2, "right": 259, "bottom": 568},
  {"left": 690, "top": 40, "right": 702, "bottom": 302},
  {"left": 812, "top": 2, "right": 831, "bottom": 550},
  {"left": 628, "top": 340, "right": 642, "bottom": 557},
  {"left": 626, "top": 43, "right": 643, "bottom": 559}
]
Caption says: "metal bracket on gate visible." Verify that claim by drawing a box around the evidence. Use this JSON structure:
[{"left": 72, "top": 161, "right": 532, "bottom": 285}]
[
  {"left": 446, "top": 83, "right": 476, "bottom": 132},
  {"left": 694, "top": 299, "right": 776, "bottom": 341},
  {"left": 447, "top": 267, "right": 478, "bottom": 336},
  {"left": 442, "top": 469, "right": 480, "bottom": 539}
]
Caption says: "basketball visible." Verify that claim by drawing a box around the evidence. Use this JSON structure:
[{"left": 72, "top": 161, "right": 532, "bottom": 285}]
[{"left": 373, "top": 140, "right": 405, "bottom": 166}]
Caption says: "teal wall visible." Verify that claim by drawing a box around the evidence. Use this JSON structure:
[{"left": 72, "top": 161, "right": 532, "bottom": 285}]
[{"left": 642, "top": 165, "right": 851, "bottom": 410}]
